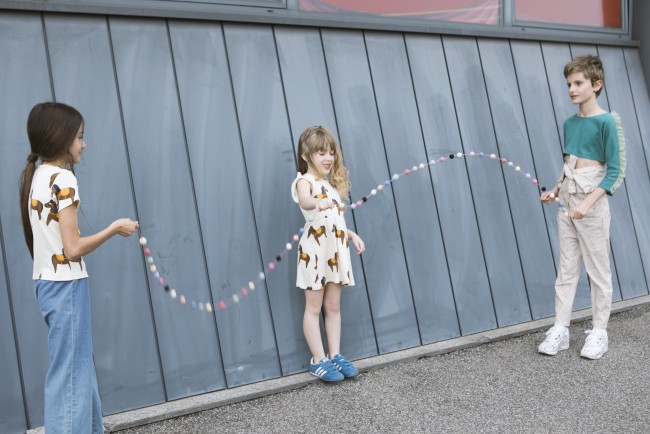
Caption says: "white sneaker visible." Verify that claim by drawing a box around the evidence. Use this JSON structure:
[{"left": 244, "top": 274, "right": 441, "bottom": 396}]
[
  {"left": 580, "top": 329, "right": 608, "bottom": 360},
  {"left": 538, "top": 325, "right": 570, "bottom": 355}
]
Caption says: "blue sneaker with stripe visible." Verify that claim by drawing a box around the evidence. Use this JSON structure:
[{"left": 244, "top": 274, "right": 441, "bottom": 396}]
[
  {"left": 309, "top": 357, "right": 344, "bottom": 382},
  {"left": 331, "top": 354, "right": 359, "bottom": 378}
]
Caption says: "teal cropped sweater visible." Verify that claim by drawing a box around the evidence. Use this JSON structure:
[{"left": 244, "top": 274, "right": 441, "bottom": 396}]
[{"left": 562, "top": 112, "right": 626, "bottom": 195}]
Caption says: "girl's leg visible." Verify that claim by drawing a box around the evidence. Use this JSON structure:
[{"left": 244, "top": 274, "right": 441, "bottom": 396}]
[
  {"left": 576, "top": 202, "right": 612, "bottom": 330},
  {"left": 35, "top": 278, "right": 101, "bottom": 434},
  {"left": 554, "top": 213, "right": 583, "bottom": 327},
  {"left": 303, "top": 289, "right": 326, "bottom": 361},
  {"left": 323, "top": 283, "right": 342, "bottom": 357}
]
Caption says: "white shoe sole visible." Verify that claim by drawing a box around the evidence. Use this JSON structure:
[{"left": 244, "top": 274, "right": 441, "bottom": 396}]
[
  {"left": 580, "top": 346, "right": 608, "bottom": 360},
  {"left": 538, "top": 341, "right": 569, "bottom": 356}
]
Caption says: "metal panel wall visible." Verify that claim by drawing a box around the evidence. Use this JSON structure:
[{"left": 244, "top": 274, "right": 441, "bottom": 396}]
[{"left": 1, "top": 12, "right": 649, "bottom": 432}]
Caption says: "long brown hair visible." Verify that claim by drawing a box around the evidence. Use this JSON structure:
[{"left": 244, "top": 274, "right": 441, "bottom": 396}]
[
  {"left": 297, "top": 126, "right": 350, "bottom": 198},
  {"left": 19, "top": 102, "right": 83, "bottom": 258}
]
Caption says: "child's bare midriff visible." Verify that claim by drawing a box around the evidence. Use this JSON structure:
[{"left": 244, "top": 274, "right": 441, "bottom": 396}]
[{"left": 564, "top": 154, "right": 605, "bottom": 168}]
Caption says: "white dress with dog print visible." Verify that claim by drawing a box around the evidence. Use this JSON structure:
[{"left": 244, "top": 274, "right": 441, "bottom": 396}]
[{"left": 291, "top": 172, "right": 354, "bottom": 290}]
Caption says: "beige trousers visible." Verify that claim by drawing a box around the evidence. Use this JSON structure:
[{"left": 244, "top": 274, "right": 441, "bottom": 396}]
[{"left": 554, "top": 156, "right": 612, "bottom": 330}]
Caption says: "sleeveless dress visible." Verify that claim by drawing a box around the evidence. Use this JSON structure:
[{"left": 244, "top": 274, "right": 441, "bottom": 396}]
[{"left": 291, "top": 172, "right": 355, "bottom": 290}]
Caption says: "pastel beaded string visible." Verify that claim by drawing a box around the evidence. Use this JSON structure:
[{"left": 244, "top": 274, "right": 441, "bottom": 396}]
[{"left": 138, "top": 151, "right": 564, "bottom": 313}]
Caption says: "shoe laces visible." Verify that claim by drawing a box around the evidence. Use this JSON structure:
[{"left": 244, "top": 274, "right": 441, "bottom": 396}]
[{"left": 583, "top": 329, "right": 606, "bottom": 346}]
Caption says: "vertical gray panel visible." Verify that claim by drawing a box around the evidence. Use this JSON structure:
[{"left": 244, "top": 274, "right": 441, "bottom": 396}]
[
  {"left": 478, "top": 38, "right": 555, "bottom": 320},
  {"left": 624, "top": 47, "right": 650, "bottom": 295},
  {"left": 274, "top": 26, "right": 377, "bottom": 359},
  {"left": 510, "top": 40, "right": 563, "bottom": 318},
  {"left": 364, "top": 32, "right": 459, "bottom": 343},
  {"left": 109, "top": 17, "right": 224, "bottom": 399},
  {"left": 321, "top": 29, "right": 420, "bottom": 352},
  {"left": 599, "top": 46, "right": 650, "bottom": 297},
  {"left": 223, "top": 23, "right": 308, "bottom": 374},
  {"left": 405, "top": 34, "right": 495, "bottom": 335},
  {"left": 541, "top": 42, "right": 592, "bottom": 309},
  {"left": 0, "top": 221, "right": 27, "bottom": 434},
  {"left": 443, "top": 36, "right": 529, "bottom": 327},
  {"left": 0, "top": 12, "right": 54, "bottom": 427},
  {"left": 168, "top": 20, "right": 282, "bottom": 386},
  {"left": 44, "top": 14, "right": 166, "bottom": 412}
]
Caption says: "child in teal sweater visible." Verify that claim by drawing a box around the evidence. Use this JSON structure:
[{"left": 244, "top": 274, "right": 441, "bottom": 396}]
[{"left": 538, "top": 54, "right": 625, "bottom": 360}]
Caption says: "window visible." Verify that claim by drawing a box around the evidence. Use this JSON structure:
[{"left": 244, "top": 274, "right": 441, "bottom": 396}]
[
  {"left": 299, "top": 0, "right": 500, "bottom": 25},
  {"left": 159, "top": 0, "right": 286, "bottom": 8},
  {"left": 514, "top": 0, "right": 622, "bottom": 29}
]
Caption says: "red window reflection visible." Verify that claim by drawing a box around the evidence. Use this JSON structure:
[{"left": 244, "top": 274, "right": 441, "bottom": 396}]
[
  {"left": 515, "top": 0, "right": 622, "bottom": 28},
  {"left": 299, "top": 0, "right": 500, "bottom": 25}
]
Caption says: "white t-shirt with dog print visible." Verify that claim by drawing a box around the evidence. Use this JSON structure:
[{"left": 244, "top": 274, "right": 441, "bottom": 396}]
[{"left": 30, "top": 164, "right": 88, "bottom": 281}]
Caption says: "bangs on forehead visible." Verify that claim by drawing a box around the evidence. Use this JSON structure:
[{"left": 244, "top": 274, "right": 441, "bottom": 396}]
[{"left": 311, "top": 132, "right": 335, "bottom": 153}]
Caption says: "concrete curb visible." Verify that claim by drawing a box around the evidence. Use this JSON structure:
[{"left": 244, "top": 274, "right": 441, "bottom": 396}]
[{"left": 26, "top": 294, "right": 650, "bottom": 434}]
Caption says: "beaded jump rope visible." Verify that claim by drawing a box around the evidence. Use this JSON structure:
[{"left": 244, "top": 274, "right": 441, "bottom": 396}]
[{"left": 137, "top": 151, "right": 564, "bottom": 313}]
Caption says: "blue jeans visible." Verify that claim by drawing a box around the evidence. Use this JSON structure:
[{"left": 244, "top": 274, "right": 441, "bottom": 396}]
[{"left": 35, "top": 278, "right": 103, "bottom": 434}]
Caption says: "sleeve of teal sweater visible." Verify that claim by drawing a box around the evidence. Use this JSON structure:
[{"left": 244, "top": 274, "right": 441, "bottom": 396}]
[{"left": 598, "top": 113, "right": 626, "bottom": 195}]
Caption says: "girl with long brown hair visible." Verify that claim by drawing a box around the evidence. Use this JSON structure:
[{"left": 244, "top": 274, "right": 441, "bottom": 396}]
[{"left": 19, "top": 102, "right": 139, "bottom": 433}]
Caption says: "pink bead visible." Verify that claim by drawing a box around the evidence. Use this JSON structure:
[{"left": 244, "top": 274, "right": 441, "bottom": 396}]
[
  {"left": 439, "top": 157, "right": 446, "bottom": 162},
  {"left": 293, "top": 234, "right": 299, "bottom": 241},
  {"left": 241, "top": 288, "right": 248, "bottom": 297},
  {"left": 501, "top": 158, "right": 507, "bottom": 163},
  {"left": 356, "top": 201, "right": 362, "bottom": 207},
  {"left": 144, "top": 248, "right": 150, "bottom": 256},
  {"left": 403, "top": 169, "right": 410, "bottom": 175},
  {"left": 532, "top": 179, "right": 538, "bottom": 184},
  {"left": 157, "top": 277, "right": 164, "bottom": 286},
  {"left": 268, "top": 262, "right": 275, "bottom": 270},
  {"left": 218, "top": 300, "right": 226, "bottom": 310}
]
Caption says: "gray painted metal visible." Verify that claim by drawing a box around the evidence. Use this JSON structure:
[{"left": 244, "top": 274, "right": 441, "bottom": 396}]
[
  {"left": 443, "top": 36, "right": 530, "bottom": 328},
  {"left": 1, "top": 12, "right": 649, "bottom": 433},
  {"left": 0, "top": 217, "right": 27, "bottom": 434},
  {"left": 478, "top": 38, "right": 556, "bottom": 321},
  {"left": 364, "top": 31, "right": 458, "bottom": 344},
  {"left": 405, "top": 34, "right": 495, "bottom": 335}
]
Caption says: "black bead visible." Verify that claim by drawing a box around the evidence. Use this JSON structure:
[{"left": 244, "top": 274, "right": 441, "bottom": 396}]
[
  {"left": 449, "top": 154, "right": 455, "bottom": 159},
  {"left": 362, "top": 197, "right": 368, "bottom": 202},
  {"left": 276, "top": 255, "right": 282, "bottom": 261},
  {"left": 541, "top": 186, "right": 547, "bottom": 192},
  {"left": 164, "top": 284, "right": 170, "bottom": 292}
]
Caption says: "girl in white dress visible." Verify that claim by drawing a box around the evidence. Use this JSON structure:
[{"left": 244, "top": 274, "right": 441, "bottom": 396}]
[{"left": 291, "top": 126, "right": 365, "bottom": 382}]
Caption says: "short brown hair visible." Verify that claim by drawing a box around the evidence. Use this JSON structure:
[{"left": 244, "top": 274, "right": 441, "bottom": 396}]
[{"left": 564, "top": 54, "right": 605, "bottom": 96}]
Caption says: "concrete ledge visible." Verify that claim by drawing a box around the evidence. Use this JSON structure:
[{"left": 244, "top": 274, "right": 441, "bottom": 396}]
[{"left": 26, "top": 294, "right": 650, "bottom": 434}]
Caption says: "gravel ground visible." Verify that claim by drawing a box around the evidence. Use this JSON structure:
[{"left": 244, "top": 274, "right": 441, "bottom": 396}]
[{"left": 118, "top": 304, "right": 650, "bottom": 434}]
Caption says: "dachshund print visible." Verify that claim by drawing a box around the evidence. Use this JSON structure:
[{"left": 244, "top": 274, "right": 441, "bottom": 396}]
[
  {"left": 307, "top": 225, "right": 327, "bottom": 245},
  {"left": 44, "top": 200, "right": 59, "bottom": 225},
  {"left": 31, "top": 197, "right": 43, "bottom": 220},
  {"left": 52, "top": 251, "right": 83, "bottom": 273},
  {"left": 327, "top": 252, "right": 339, "bottom": 273},
  {"left": 332, "top": 224, "right": 345, "bottom": 245},
  {"left": 314, "top": 254, "right": 318, "bottom": 270},
  {"left": 315, "top": 273, "right": 319, "bottom": 283},
  {"left": 320, "top": 276, "right": 327, "bottom": 290},
  {"left": 52, "top": 184, "right": 76, "bottom": 204},
  {"left": 314, "top": 186, "right": 328, "bottom": 199},
  {"left": 49, "top": 173, "right": 59, "bottom": 188},
  {"left": 298, "top": 245, "right": 310, "bottom": 268}
]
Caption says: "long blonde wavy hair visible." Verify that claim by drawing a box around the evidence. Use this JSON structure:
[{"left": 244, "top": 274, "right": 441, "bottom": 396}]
[{"left": 297, "top": 126, "right": 350, "bottom": 199}]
